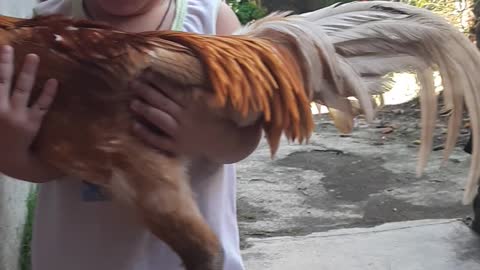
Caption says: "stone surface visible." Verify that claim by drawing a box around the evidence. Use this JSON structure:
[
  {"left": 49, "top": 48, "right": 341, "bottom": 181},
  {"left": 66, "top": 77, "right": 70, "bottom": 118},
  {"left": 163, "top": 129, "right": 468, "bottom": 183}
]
[{"left": 242, "top": 219, "right": 480, "bottom": 270}]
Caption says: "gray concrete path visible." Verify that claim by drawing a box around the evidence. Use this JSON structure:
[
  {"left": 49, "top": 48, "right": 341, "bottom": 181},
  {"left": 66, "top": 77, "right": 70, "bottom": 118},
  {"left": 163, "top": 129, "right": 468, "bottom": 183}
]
[{"left": 242, "top": 219, "right": 480, "bottom": 270}]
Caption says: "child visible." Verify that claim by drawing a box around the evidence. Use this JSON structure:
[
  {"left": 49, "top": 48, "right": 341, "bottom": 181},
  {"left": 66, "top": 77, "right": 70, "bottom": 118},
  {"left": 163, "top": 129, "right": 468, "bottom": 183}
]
[{"left": 0, "top": 0, "right": 262, "bottom": 269}]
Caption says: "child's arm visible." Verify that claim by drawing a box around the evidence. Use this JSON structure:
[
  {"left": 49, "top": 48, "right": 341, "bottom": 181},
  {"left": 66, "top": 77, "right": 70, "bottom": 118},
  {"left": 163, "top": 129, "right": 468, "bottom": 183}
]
[
  {"left": 129, "top": 3, "right": 262, "bottom": 164},
  {"left": 203, "top": 2, "right": 263, "bottom": 163},
  {"left": 210, "top": 2, "right": 264, "bottom": 162},
  {"left": 0, "top": 45, "right": 63, "bottom": 183},
  {"left": 129, "top": 78, "right": 262, "bottom": 164},
  {"left": 216, "top": 1, "right": 241, "bottom": 36}
]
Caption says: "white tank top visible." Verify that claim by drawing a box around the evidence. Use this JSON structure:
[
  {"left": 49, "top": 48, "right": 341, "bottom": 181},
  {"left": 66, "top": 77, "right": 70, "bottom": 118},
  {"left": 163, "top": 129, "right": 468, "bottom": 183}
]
[{"left": 30, "top": 1, "right": 244, "bottom": 270}]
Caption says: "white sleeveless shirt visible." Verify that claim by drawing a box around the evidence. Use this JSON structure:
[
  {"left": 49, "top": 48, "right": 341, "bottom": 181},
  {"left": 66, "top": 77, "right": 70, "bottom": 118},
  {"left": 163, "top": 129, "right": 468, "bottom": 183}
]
[{"left": 30, "top": 1, "right": 244, "bottom": 270}]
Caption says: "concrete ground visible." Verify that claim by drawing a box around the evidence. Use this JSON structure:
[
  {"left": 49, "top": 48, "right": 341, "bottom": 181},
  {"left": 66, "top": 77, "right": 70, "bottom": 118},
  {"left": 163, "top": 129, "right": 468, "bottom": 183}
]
[
  {"left": 236, "top": 101, "right": 479, "bottom": 268},
  {"left": 242, "top": 219, "right": 480, "bottom": 270}
]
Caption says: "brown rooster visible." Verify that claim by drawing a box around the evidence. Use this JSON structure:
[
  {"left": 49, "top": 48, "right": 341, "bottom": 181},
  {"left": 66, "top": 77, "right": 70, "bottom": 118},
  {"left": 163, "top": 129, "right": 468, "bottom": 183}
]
[{"left": 1, "top": 1, "right": 480, "bottom": 269}]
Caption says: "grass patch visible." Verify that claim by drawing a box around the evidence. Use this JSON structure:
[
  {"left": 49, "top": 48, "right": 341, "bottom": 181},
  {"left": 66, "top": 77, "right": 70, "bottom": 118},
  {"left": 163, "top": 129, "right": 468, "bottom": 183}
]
[{"left": 19, "top": 187, "right": 37, "bottom": 270}]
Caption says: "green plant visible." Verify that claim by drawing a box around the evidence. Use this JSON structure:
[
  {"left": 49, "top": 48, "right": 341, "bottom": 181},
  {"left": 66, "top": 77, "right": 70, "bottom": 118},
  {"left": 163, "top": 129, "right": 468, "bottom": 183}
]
[
  {"left": 19, "top": 188, "right": 37, "bottom": 270},
  {"left": 316, "top": 0, "right": 359, "bottom": 8},
  {"left": 227, "top": 0, "right": 268, "bottom": 24},
  {"left": 401, "top": 0, "right": 475, "bottom": 33}
]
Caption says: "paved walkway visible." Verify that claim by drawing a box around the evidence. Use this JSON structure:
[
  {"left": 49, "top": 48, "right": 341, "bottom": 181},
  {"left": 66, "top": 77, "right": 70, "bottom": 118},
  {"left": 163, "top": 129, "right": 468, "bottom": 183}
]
[{"left": 242, "top": 219, "right": 480, "bottom": 270}]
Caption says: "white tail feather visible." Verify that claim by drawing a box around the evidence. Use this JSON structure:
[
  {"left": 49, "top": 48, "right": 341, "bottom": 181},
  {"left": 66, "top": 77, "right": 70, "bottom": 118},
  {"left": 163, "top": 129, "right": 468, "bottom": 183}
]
[{"left": 239, "top": 1, "right": 480, "bottom": 204}]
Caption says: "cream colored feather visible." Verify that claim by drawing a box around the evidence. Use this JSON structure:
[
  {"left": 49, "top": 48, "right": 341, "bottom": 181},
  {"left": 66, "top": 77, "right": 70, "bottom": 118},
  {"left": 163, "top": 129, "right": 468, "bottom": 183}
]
[{"left": 237, "top": 1, "right": 480, "bottom": 204}]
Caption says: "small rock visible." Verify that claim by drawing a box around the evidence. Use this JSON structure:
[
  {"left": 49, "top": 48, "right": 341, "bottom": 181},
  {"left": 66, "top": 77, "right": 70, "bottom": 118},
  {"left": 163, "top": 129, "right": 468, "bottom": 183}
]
[
  {"left": 392, "top": 109, "right": 404, "bottom": 114},
  {"left": 381, "top": 127, "right": 394, "bottom": 134},
  {"left": 393, "top": 208, "right": 398, "bottom": 212},
  {"left": 375, "top": 122, "right": 388, "bottom": 128},
  {"left": 429, "top": 179, "right": 443, "bottom": 183},
  {"left": 370, "top": 119, "right": 384, "bottom": 127},
  {"left": 433, "top": 145, "right": 444, "bottom": 151}
]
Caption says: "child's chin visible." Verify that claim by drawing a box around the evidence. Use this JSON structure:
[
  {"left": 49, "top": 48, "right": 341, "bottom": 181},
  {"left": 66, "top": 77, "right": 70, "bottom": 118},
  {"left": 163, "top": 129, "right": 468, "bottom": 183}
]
[{"left": 97, "top": 0, "right": 156, "bottom": 16}]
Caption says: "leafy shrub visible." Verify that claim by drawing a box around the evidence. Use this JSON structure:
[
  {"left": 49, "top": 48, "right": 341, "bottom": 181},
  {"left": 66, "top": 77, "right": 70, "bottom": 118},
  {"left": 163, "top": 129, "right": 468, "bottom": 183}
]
[
  {"left": 401, "top": 0, "right": 475, "bottom": 33},
  {"left": 227, "top": 0, "right": 268, "bottom": 24},
  {"left": 19, "top": 188, "right": 37, "bottom": 270}
]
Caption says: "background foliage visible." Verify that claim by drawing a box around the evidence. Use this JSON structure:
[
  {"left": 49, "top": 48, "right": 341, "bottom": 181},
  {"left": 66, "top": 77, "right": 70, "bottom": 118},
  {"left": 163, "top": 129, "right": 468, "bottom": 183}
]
[
  {"left": 227, "top": 0, "right": 476, "bottom": 31},
  {"left": 226, "top": 0, "right": 268, "bottom": 24},
  {"left": 400, "top": 0, "right": 475, "bottom": 34}
]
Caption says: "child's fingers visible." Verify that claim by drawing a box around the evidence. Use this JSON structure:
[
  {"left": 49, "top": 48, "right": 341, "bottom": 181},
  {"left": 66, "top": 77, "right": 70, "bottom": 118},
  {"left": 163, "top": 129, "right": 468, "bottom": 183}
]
[
  {"left": 140, "top": 70, "right": 188, "bottom": 106},
  {"left": 132, "top": 120, "right": 176, "bottom": 153},
  {"left": 0, "top": 45, "right": 14, "bottom": 109},
  {"left": 11, "top": 54, "right": 40, "bottom": 110},
  {"left": 130, "top": 99, "right": 179, "bottom": 138},
  {"left": 131, "top": 80, "right": 182, "bottom": 118},
  {"left": 30, "top": 78, "right": 58, "bottom": 121}
]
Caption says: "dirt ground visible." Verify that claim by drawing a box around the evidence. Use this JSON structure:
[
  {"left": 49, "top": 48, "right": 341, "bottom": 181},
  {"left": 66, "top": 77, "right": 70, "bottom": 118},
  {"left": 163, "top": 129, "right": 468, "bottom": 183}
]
[{"left": 235, "top": 98, "right": 476, "bottom": 249}]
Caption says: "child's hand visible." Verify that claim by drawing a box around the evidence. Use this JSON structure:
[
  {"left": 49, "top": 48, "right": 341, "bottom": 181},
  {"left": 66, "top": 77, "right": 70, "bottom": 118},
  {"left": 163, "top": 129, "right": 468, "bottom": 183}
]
[
  {"left": 129, "top": 71, "right": 232, "bottom": 157},
  {"left": 0, "top": 45, "right": 62, "bottom": 182},
  {"left": 129, "top": 71, "right": 262, "bottom": 163}
]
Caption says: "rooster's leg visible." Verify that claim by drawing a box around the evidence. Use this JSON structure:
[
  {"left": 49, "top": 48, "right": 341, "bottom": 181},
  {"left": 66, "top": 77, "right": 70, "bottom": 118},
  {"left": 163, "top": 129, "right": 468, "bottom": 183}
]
[
  {"left": 110, "top": 145, "right": 224, "bottom": 270},
  {"left": 36, "top": 129, "right": 223, "bottom": 269}
]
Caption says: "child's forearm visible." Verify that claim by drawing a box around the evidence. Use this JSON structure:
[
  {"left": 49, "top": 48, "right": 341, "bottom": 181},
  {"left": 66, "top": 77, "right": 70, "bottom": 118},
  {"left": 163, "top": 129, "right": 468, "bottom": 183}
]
[
  {"left": 205, "top": 121, "right": 262, "bottom": 164},
  {"left": 0, "top": 154, "right": 63, "bottom": 183}
]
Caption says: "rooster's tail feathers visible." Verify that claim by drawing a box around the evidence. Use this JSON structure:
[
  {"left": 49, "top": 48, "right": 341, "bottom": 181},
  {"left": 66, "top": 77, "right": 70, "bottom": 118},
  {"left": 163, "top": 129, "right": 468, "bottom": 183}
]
[{"left": 242, "top": 1, "right": 480, "bottom": 204}]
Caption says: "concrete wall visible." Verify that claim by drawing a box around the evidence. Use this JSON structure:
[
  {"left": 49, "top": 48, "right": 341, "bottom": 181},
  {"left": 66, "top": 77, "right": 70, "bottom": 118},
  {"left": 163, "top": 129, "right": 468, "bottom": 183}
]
[
  {"left": 0, "top": 177, "right": 34, "bottom": 270},
  {"left": 0, "top": 0, "right": 38, "bottom": 18},
  {"left": 0, "top": 2, "right": 39, "bottom": 270}
]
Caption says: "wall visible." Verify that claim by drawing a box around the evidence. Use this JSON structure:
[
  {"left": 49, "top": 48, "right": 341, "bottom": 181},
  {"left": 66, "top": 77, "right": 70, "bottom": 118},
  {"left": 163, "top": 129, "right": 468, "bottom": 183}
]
[
  {"left": 0, "top": 177, "right": 34, "bottom": 270},
  {"left": 0, "top": 0, "right": 38, "bottom": 18},
  {"left": 0, "top": 2, "right": 39, "bottom": 270}
]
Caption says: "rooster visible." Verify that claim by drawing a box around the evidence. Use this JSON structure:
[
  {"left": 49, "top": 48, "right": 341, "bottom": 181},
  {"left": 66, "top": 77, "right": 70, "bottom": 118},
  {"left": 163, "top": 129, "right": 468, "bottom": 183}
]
[{"left": 1, "top": 1, "right": 480, "bottom": 269}]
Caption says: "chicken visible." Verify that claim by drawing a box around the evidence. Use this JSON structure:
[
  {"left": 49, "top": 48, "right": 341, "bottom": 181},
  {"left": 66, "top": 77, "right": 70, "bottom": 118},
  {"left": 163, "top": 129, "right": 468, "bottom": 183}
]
[{"left": 1, "top": 1, "right": 480, "bottom": 269}]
